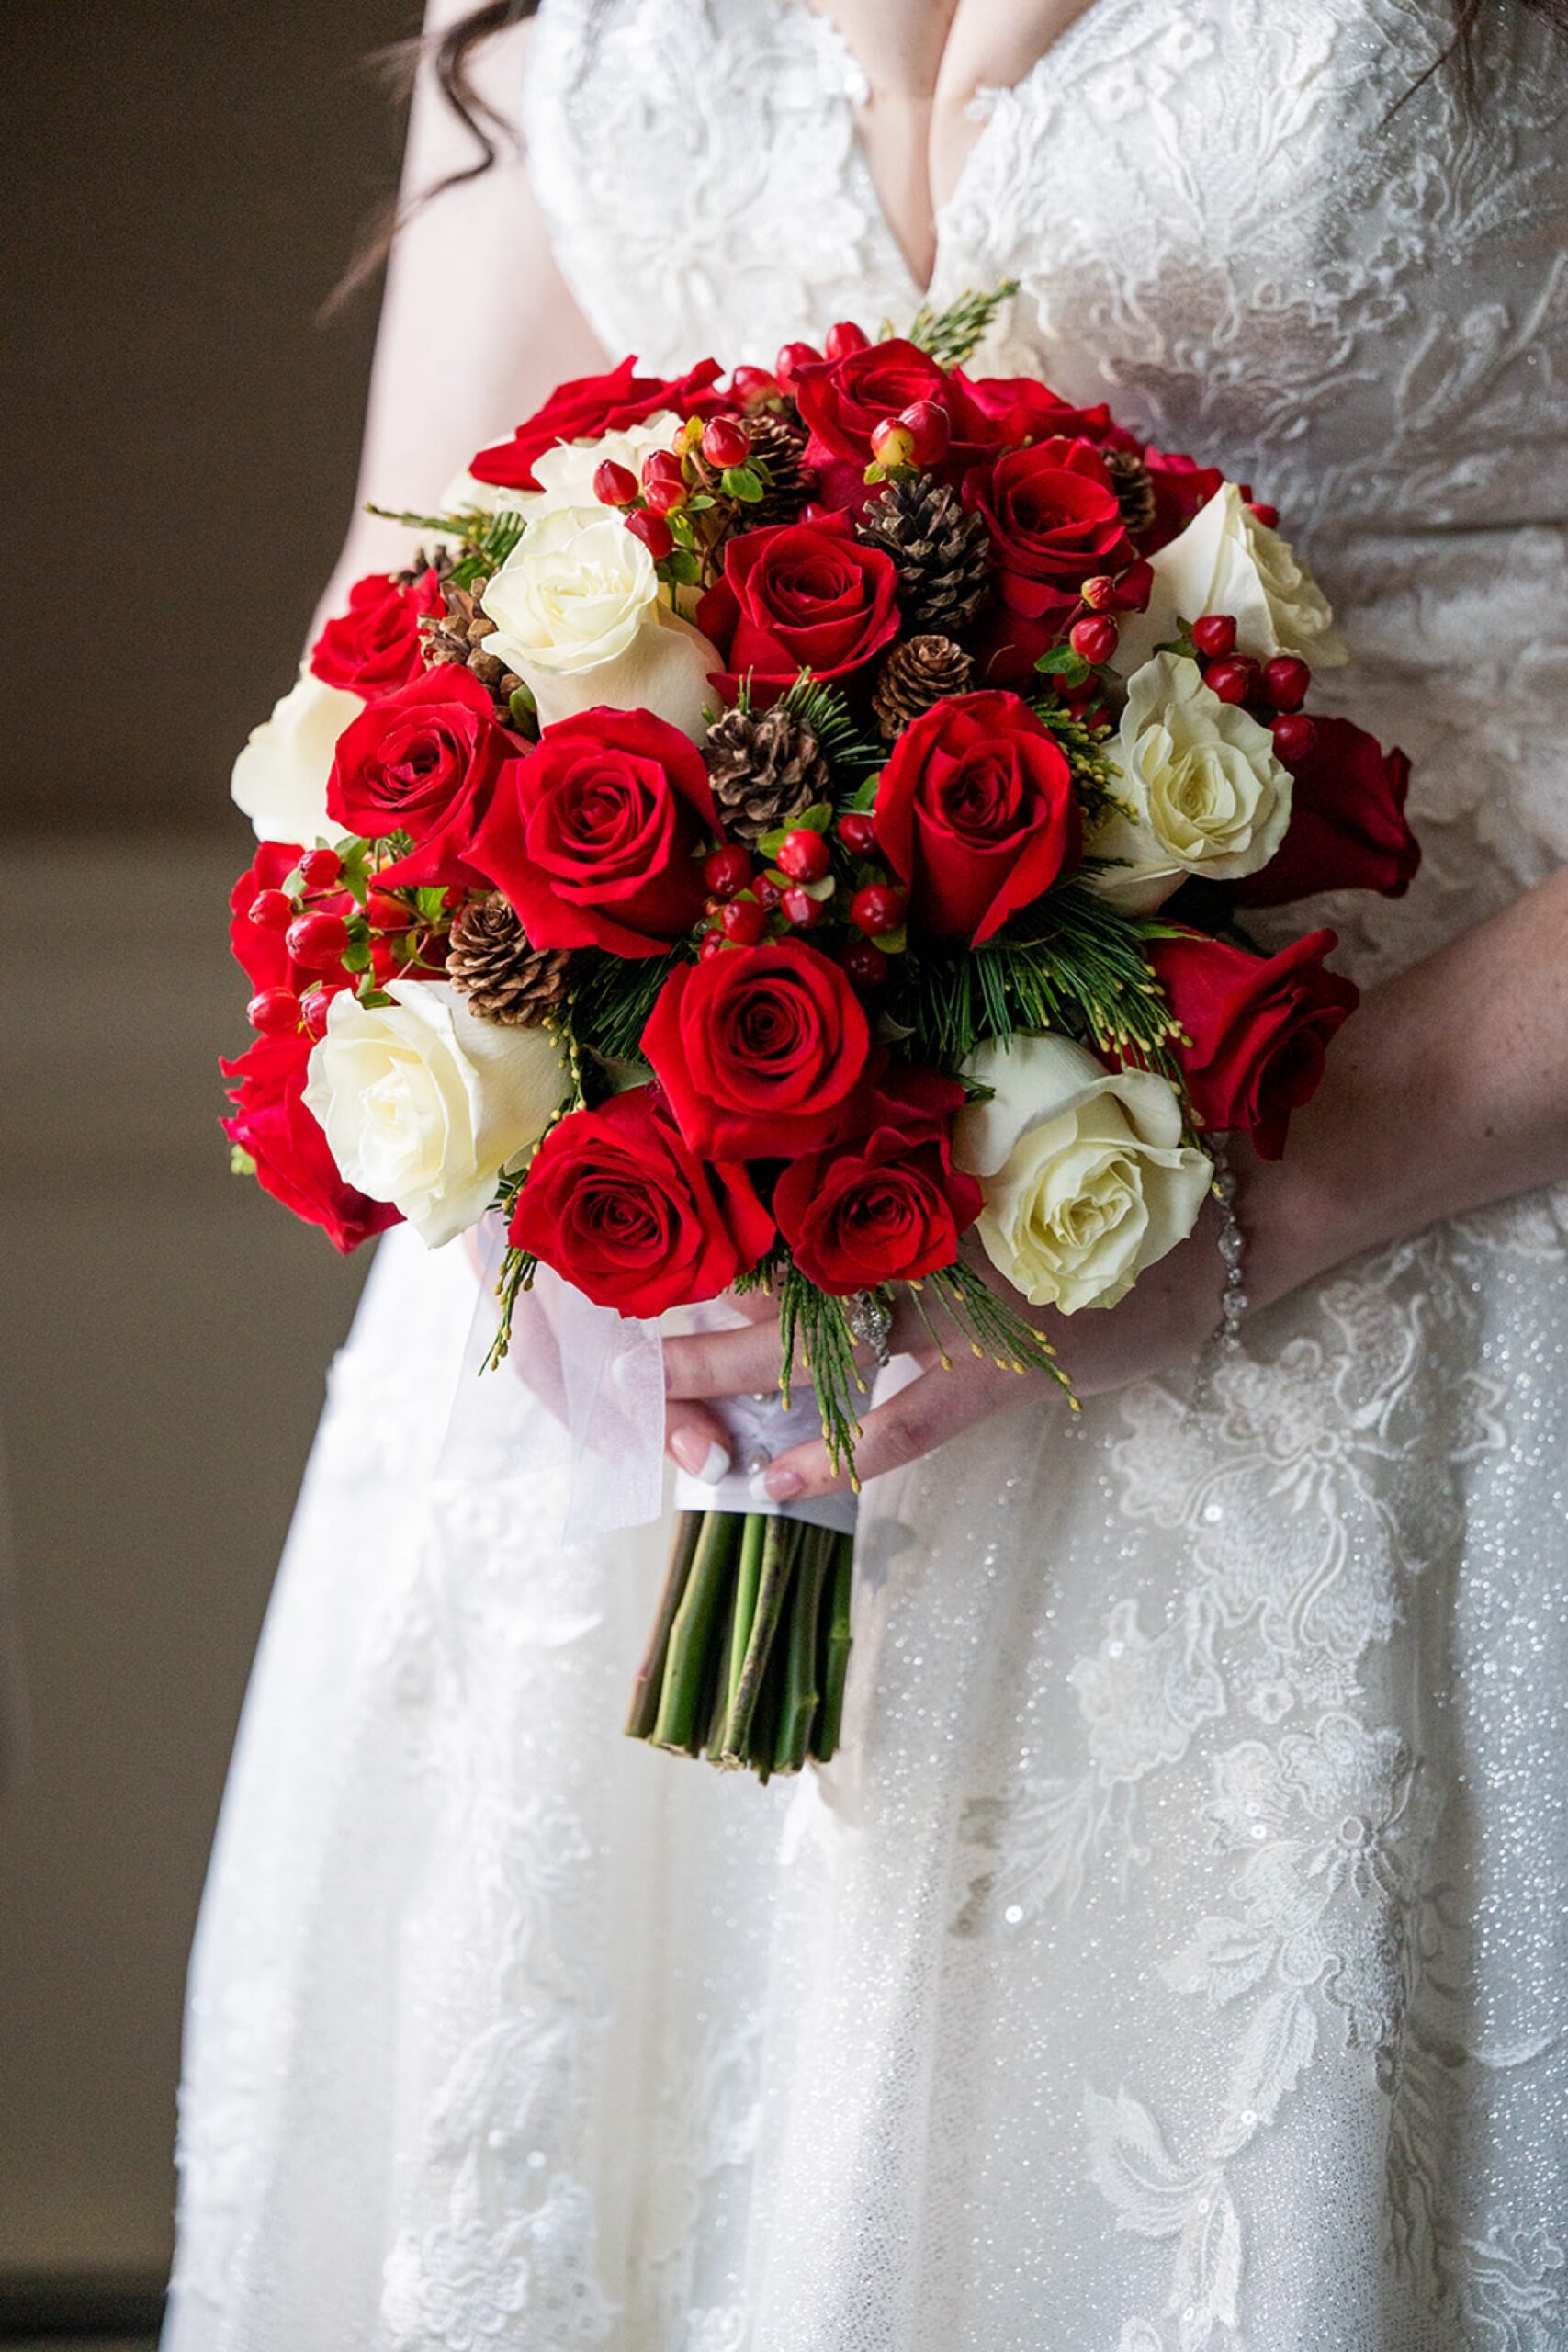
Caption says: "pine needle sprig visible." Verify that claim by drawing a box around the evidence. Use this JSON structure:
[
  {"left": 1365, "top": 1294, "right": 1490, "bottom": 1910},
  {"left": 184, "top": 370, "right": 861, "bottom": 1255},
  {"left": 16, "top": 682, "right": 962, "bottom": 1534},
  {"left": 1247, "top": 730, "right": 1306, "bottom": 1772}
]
[
  {"left": 903, "top": 280, "right": 1021, "bottom": 368},
  {"left": 482, "top": 1242, "right": 539, "bottom": 1374},
  {"left": 365, "top": 503, "right": 525, "bottom": 587},
  {"left": 923, "top": 1261, "right": 1077, "bottom": 1406},
  {"left": 570, "top": 948, "right": 682, "bottom": 1069},
  {"left": 1031, "top": 698, "right": 1122, "bottom": 828},
  {"left": 777, "top": 1265, "right": 867, "bottom": 1478},
  {"left": 773, "top": 673, "right": 885, "bottom": 789}
]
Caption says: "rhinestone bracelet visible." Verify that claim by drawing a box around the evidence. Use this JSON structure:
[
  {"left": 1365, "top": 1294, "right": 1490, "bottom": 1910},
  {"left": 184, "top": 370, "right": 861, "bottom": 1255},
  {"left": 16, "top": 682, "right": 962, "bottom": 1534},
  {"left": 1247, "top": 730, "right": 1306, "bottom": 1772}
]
[{"left": 1194, "top": 1136, "right": 1247, "bottom": 1406}]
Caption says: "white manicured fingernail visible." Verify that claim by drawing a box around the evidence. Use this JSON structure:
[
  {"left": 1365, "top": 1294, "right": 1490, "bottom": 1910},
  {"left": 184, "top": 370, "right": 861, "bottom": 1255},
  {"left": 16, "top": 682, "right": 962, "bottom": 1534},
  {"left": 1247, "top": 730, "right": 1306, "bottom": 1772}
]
[{"left": 671, "top": 1431, "right": 729, "bottom": 1483}]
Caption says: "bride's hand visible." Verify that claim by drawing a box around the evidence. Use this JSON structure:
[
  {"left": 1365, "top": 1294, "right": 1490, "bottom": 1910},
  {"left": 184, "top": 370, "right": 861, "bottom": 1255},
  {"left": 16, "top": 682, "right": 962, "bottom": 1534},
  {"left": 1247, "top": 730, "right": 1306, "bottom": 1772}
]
[{"left": 661, "top": 1203, "right": 1231, "bottom": 1501}]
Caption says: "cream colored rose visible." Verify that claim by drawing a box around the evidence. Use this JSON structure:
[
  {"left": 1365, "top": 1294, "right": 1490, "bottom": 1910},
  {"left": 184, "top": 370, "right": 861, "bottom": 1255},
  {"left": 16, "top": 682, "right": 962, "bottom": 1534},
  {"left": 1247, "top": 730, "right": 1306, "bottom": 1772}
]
[
  {"left": 516, "top": 413, "right": 683, "bottom": 520},
  {"left": 1089, "top": 652, "right": 1292, "bottom": 912},
  {"left": 303, "top": 980, "right": 567, "bottom": 1250},
  {"left": 954, "top": 1035, "right": 1212, "bottom": 1315},
  {"left": 1113, "top": 481, "right": 1347, "bottom": 677},
  {"left": 230, "top": 668, "right": 361, "bottom": 844},
  {"left": 479, "top": 503, "right": 720, "bottom": 740}
]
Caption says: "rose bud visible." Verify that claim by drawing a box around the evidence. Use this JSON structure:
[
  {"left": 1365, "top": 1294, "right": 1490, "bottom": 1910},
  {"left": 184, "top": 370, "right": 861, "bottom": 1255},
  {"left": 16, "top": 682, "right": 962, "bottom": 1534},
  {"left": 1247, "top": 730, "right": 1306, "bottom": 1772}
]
[
  {"left": 1069, "top": 615, "right": 1120, "bottom": 665},
  {"left": 285, "top": 910, "right": 350, "bottom": 969},
  {"left": 774, "top": 339, "right": 822, "bottom": 392},
  {"left": 625, "top": 508, "right": 675, "bottom": 560},
  {"left": 1263, "top": 655, "right": 1312, "bottom": 712},
  {"left": 247, "top": 986, "right": 300, "bottom": 1035},
  {"left": 825, "top": 320, "right": 872, "bottom": 360},
  {"left": 868, "top": 416, "right": 917, "bottom": 472},
  {"left": 298, "top": 846, "right": 343, "bottom": 889},
  {"left": 1191, "top": 612, "right": 1238, "bottom": 659},
  {"left": 898, "top": 398, "right": 951, "bottom": 466},
  {"left": 701, "top": 416, "right": 752, "bottom": 469},
  {"left": 731, "top": 365, "right": 780, "bottom": 409},
  {"left": 775, "top": 828, "right": 830, "bottom": 883},
  {"left": 248, "top": 887, "right": 294, "bottom": 930},
  {"left": 592, "top": 458, "right": 639, "bottom": 507}
]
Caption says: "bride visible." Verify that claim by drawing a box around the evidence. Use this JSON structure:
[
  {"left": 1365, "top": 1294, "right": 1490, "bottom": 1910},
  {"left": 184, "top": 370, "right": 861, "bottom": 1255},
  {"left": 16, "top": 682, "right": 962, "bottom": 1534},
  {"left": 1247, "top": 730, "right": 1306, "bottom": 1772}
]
[{"left": 168, "top": 3, "right": 1568, "bottom": 2346}]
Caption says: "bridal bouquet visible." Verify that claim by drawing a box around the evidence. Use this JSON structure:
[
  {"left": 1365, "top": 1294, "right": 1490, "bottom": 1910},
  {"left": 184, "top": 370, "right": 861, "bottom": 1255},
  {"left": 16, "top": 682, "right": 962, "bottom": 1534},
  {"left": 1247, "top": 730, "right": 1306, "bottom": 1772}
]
[{"left": 223, "top": 286, "right": 1417, "bottom": 1777}]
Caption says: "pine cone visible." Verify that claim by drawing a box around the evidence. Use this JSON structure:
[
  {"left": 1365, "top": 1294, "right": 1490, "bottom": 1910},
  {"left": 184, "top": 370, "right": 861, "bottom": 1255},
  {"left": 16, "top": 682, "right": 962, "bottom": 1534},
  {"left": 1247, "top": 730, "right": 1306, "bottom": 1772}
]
[
  {"left": 1104, "top": 447, "right": 1158, "bottom": 540},
  {"left": 856, "top": 478, "right": 991, "bottom": 633},
  {"left": 704, "top": 704, "right": 832, "bottom": 847},
  {"left": 420, "top": 579, "right": 525, "bottom": 711},
  {"left": 447, "top": 893, "right": 572, "bottom": 1026},
  {"left": 872, "top": 633, "right": 975, "bottom": 741},
  {"left": 745, "top": 410, "right": 813, "bottom": 529}
]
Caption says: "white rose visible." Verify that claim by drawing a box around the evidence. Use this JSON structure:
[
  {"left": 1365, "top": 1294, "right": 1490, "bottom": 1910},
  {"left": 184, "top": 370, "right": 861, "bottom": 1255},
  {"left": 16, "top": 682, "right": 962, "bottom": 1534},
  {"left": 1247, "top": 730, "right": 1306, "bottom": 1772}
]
[
  {"left": 480, "top": 504, "right": 720, "bottom": 741},
  {"left": 1088, "top": 651, "right": 1292, "bottom": 912},
  {"left": 1112, "top": 481, "right": 1348, "bottom": 677},
  {"left": 230, "top": 668, "right": 361, "bottom": 844},
  {"left": 302, "top": 980, "right": 566, "bottom": 1250},
  {"left": 515, "top": 413, "right": 683, "bottom": 521},
  {"left": 954, "top": 1035, "right": 1212, "bottom": 1315}
]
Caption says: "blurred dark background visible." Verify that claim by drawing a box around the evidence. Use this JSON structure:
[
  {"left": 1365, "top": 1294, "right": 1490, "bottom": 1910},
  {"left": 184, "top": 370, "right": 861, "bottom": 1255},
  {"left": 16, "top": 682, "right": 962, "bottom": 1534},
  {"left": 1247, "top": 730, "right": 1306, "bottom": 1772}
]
[{"left": 2, "top": 2, "right": 417, "bottom": 2331}]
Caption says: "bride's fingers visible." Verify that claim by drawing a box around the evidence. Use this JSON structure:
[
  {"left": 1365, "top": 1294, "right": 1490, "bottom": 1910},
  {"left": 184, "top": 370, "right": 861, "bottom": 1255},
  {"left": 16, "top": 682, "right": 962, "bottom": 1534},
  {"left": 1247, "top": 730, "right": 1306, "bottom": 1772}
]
[
  {"left": 661, "top": 1316, "right": 804, "bottom": 1400},
  {"left": 663, "top": 1397, "right": 738, "bottom": 1483},
  {"left": 752, "top": 1355, "right": 1030, "bottom": 1502}
]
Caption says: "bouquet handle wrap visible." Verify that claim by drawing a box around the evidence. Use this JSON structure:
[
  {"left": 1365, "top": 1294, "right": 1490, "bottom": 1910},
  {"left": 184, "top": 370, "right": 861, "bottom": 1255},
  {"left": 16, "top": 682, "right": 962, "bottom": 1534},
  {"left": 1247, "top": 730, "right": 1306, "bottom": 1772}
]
[{"left": 669, "top": 1298, "right": 858, "bottom": 1538}]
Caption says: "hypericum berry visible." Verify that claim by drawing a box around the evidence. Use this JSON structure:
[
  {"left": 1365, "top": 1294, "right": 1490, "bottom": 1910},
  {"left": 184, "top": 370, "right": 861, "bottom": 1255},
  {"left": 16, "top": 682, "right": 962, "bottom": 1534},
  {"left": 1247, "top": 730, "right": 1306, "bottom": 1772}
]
[
  {"left": 868, "top": 417, "right": 917, "bottom": 472},
  {"left": 731, "top": 365, "right": 780, "bottom": 409},
  {"left": 719, "top": 897, "right": 767, "bottom": 946},
  {"left": 699, "top": 929, "right": 728, "bottom": 960},
  {"left": 1070, "top": 615, "right": 1120, "bottom": 666},
  {"left": 1270, "top": 711, "right": 1316, "bottom": 764},
  {"left": 781, "top": 885, "right": 824, "bottom": 929},
  {"left": 592, "top": 458, "right": 639, "bottom": 507},
  {"left": 1202, "top": 654, "right": 1259, "bottom": 707},
  {"left": 365, "top": 889, "right": 411, "bottom": 933},
  {"left": 641, "top": 468, "right": 689, "bottom": 518},
  {"left": 298, "top": 846, "right": 342, "bottom": 890},
  {"left": 298, "top": 983, "right": 340, "bottom": 1038},
  {"left": 849, "top": 882, "right": 907, "bottom": 937},
  {"left": 246, "top": 986, "right": 299, "bottom": 1035},
  {"left": 841, "top": 939, "right": 891, "bottom": 989},
  {"left": 368, "top": 935, "right": 406, "bottom": 986},
  {"left": 701, "top": 416, "right": 751, "bottom": 470},
  {"left": 825, "top": 320, "right": 871, "bottom": 361},
  {"left": 1191, "top": 613, "right": 1238, "bottom": 660},
  {"left": 625, "top": 509, "right": 674, "bottom": 560},
  {"left": 775, "top": 828, "right": 830, "bottom": 883},
  {"left": 704, "top": 843, "right": 753, "bottom": 899},
  {"left": 1247, "top": 501, "right": 1280, "bottom": 529},
  {"left": 1112, "top": 558, "right": 1155, "bottom": 613},
  {"left": 774, "top": 340, "right": 821, "bottom": 392},
  {"left": 247, "top": 887, "right": 294, "bottom": 930},
  {"left": 1263, "top": 654, "right": 1312, "bottom": 712},
  {"left": 285, "top": 910, "right": 350, "bottom": 970},
  {"left": 898, "top": 399, "right": 951, "bottom": 466},
  {"left": 838, "top": 809, "right": 878, "bottom": 856},
  {"left": 754, "top": 874, "right": 784, "bottom": 912},
  {"left": 1080, "top": 574, "right": 1116, "bottom": 612}
]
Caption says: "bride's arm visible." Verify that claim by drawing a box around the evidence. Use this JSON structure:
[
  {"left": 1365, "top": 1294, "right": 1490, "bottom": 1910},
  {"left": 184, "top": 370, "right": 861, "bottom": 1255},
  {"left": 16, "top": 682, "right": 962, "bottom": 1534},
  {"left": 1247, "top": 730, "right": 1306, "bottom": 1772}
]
[
  {"left": 663, "top": 864, "right": 1568, "bottom": 1497},
  {"left": 311, "top": 0, "right": 604, "bottom": 633}
]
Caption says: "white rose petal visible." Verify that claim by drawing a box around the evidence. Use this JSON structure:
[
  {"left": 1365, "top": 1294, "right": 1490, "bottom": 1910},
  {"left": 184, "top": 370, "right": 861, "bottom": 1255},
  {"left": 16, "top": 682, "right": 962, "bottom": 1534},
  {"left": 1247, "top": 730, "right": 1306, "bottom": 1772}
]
[
  {"left": 516, "top": 413, "right": 683, "bottom": 521},
  {"left": 302, "top": 980, "right": 567, "bottom": 1250},
  {"left": 1088, "top": 651, "right": 1292, "bottom": 912},
  {"left": 954, "top": 1035, "right": 1212, "bottom": 1315},
  {"left": 480, "top": 504, "right": 721, "bottom": 741},
  {"left": 230, "top": 668, "right": 361, "bottom": 845},
  {"left": 1113, "top": 481, "right": 1348, "bottom": 677}
]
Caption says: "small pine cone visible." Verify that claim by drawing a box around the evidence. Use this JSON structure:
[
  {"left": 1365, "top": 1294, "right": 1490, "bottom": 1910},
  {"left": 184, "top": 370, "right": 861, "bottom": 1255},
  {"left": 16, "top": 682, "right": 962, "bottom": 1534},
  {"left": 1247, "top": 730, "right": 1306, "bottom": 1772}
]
[
  {"left": 745, "top": 409, "right": 813, "bottom": 529},
  {"left": 1104, "top": 447, "right": 1158, "bottom": 539},
  {"left": 395, "top": 543, "right": 454, "bottom": 590},
  {"left": 446, "top": 893, "right": 572, "bottom": 1027},
  {"left": 704, "top": 703, "right": 832, "bottom": 847},
  {"left": 856, "top": 478, "right": 991, "bottom": 633},
  {"left": 872, "top": 633, "right": 975, "bottom": 741}
]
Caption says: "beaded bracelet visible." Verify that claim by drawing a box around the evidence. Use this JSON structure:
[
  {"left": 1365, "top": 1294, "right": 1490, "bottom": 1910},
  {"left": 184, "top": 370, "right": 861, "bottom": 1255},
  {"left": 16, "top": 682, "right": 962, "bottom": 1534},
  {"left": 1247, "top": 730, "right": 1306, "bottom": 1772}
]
[{"left": 1194, "top": 1136, "right": 1247, "bottom": 1406}]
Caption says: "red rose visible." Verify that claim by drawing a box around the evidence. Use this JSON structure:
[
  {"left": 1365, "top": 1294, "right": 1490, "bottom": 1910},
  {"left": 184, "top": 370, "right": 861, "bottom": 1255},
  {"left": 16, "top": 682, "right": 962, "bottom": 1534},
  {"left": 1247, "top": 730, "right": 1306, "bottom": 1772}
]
[
  {"left": 1235, "top": 717, "right": 1418, "bottom": 907},
  {"left": 466, "top": 707, "right": 717, "bottom": 959},
  {"left": 874, "top": 690, "right": 1081, "bottom": 944},
  {"left": 309, "top": 568, "right": 443, "bottom": 695},
  {"left": 970, "top": 438, "right": 1132, "bottom": 613},
  {"left": 773, "top": 1069, "right": 981, "bottom": 1294},
  {"left": 698, "top": 514, "right": 900, "bottom": 704},
  {"left": 327, "top": 666, "right": 513, "bottom": 888},
  {"left": 511, "top": 1086, "right": 773, "bottom": 1318},
  {"left": 221, "top": 1032, "right": 400, "bottom": 1254},
  {"left": 793, "top": 338, "right": 951, "bottom": 466},
  {"left": 229, "top": 842, "right": 352, "bottom": 996},
  {"left": 1150, "top": 927, "right": 1359, "bottom": 1159},
  {"left": 952, "top": 372, "right": 1115, "bottom": 450},
  {"left": 641, "top": 939, "right": 874, "bottom": 1159},
  {"left": 468, "top": 355, "right": 723, "bottom": 491}
]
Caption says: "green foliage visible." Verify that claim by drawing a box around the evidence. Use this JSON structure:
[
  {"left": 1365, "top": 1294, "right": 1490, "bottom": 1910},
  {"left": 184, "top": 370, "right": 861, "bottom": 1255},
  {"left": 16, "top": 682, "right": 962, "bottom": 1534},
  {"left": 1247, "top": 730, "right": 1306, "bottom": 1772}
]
[
  {"left": 570, "top": 946, "right": 682, "bottom": 1069},
  {"left": 363, "top": 503, "right": 524, "bottom": 588},
  {"left": 1029, "top": 696, "right": 1122, "bottom": 827},
  {"left": 776, "top": 1267, "right": 868, "bottom": 1477},
  {"left": 773, "top": 673, "right": 884, "bottom": 790},
  {"left": 904, "top": 280, "right": 1021, "bottom": 368}
]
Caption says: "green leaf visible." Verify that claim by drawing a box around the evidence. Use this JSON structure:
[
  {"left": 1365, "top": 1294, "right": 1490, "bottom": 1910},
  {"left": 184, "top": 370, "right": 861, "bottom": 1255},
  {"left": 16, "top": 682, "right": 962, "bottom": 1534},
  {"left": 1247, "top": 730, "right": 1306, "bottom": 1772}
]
[
  {"left": 661, "top": 547, "right": 703, "bottom": 587},
  {"left": 508, "top": 683, "right": 538, "bottom": 732},
  {"left": 341, "top": 940, "right": 372, "bottom": 973},
  {"left": 1036, "top": 643, "right": 1091, "bottom": 689},
  {"left": 721, "top": 464, "right": 765, "bottom": 503}
]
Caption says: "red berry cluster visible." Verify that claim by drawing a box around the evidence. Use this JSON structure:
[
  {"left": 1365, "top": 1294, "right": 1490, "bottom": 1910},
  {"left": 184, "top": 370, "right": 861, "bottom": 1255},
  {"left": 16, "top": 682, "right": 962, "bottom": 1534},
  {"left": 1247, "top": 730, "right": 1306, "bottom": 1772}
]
[
  {"left": 1190, "top": 613, "right": 1315, "bottom": 763},
  {"left": 695, "top": 805, "right": 906, "bottom": 989},
  {"left": 244, "top": 850, "right": 451, "bottom": 1040},
  {"left": 594, "top": 415, "right": 768, "bottom": 567}
]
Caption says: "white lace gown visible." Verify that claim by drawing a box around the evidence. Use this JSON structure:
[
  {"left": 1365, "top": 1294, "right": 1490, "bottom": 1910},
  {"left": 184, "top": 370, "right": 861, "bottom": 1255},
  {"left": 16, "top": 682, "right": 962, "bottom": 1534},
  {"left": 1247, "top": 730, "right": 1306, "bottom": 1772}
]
[{"left": 166, "top": 5, "right": 1568, "bottom": 2346}]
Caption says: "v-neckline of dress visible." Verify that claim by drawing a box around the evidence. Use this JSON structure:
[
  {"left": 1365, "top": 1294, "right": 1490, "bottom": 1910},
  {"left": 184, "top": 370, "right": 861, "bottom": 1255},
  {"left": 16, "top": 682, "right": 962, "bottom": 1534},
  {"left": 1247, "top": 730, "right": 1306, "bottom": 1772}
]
[{"left": 802, "top": 0, "right": 1135, "bottom": 302}]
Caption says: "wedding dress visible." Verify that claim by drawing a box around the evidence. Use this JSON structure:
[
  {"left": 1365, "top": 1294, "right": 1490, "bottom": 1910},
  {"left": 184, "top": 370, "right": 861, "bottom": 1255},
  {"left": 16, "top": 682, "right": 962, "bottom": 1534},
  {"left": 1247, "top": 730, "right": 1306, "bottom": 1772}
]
[{"left": 165, "top": 4, "right": 1568, "bottom": 2346}]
